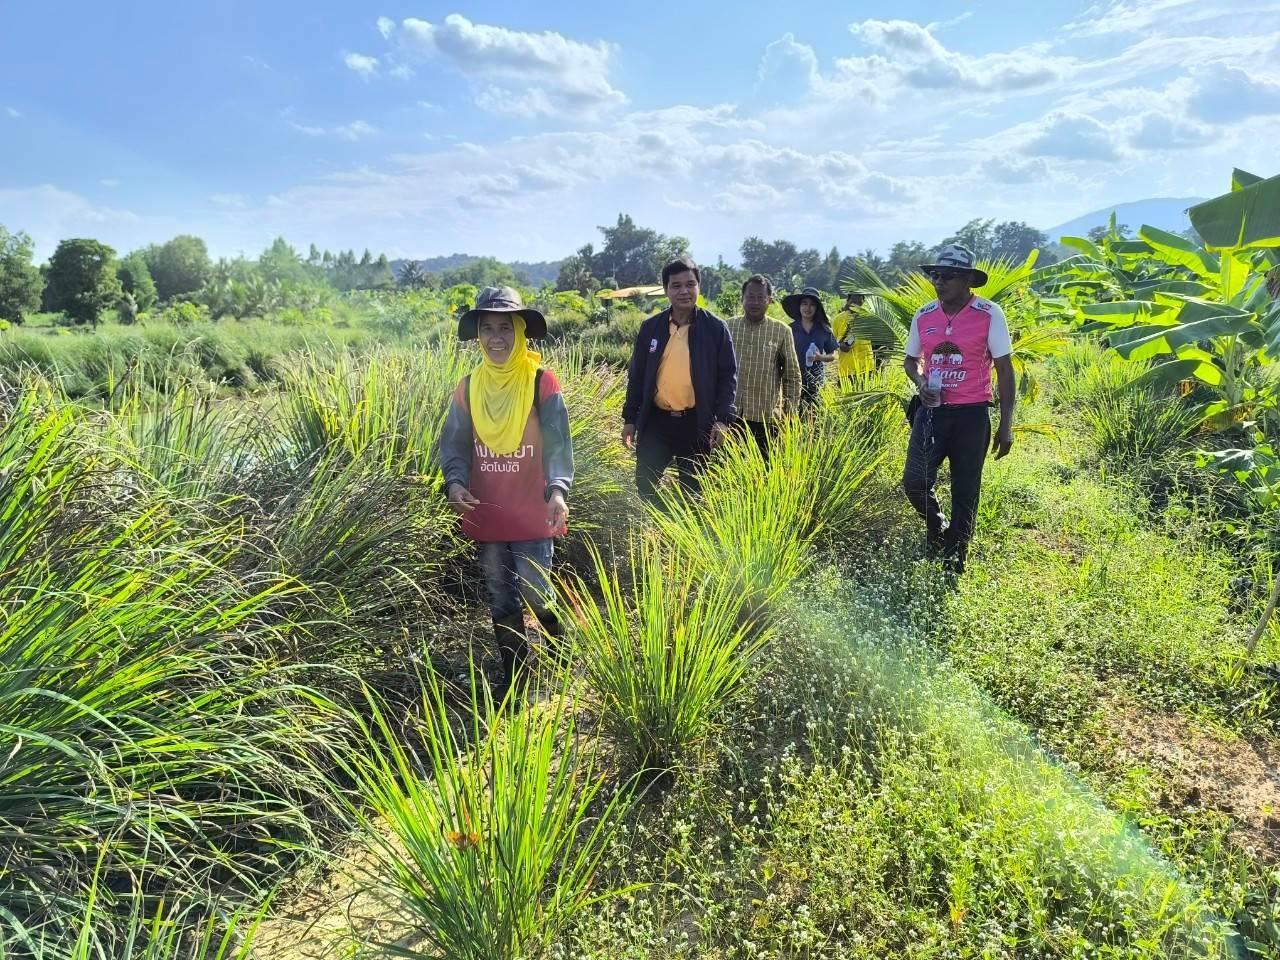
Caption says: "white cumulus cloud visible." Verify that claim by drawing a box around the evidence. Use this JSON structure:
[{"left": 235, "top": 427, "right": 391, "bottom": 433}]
[
  {"left": 847, "top": 19, "right": 1071, "bottom": 92},
  {"left": 979, "top": 155, "right": 1053, "bottom": 185},
  {"left": 376, "top": 16, "right": 396, "bottom": 39},
  {"left": 343, "top": 52, "right": 379, "bottom": 78},
  {"left": 1127, "top": 110, "right": 1214, "bottom": 149},
  {"left": 757, "top": 33, "right": 820, "bottom": 103},
  {"left": 395, "top": 14, "right": 625, "bottom": 117},
  {"left": 1187, "top": 64, "right": 1280, "bottom": 122},
  {"left": 1020, "top": 111, "right": 1125, "bottom": 162}
]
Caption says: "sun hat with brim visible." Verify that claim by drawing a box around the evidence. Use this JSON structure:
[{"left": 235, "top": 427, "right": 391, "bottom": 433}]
[
  {"left": 918, "top": 243, "right": 988, "bottom": 287},
  {"left": 781, "top": 287, "right": 831, "bottom": 328},
  {"left": 458, "top": 286, "right": 548, "bottom": 341}
]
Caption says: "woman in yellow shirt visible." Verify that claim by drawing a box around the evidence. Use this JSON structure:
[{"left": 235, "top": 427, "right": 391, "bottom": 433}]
[{"left": 832, "top": 293, "right": 874, "bottom": 383}]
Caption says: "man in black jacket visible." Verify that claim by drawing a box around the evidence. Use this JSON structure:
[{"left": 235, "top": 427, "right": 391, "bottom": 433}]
[{"left": 622, "top": 256, "right": 738, "bottom": 506}]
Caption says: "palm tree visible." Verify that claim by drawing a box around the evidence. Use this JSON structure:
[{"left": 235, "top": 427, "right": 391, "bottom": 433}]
[{"left": 397, "top": 261, "right": 427, "bottom": 289}]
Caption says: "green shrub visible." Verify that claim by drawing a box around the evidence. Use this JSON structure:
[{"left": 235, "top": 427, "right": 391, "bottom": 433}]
[{"left": 157, "top": 300, "right": 211, "bottom": 326}]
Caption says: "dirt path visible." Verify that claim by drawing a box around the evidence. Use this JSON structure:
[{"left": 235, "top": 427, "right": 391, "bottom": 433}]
[{"left": 1106, "top": 698, "right": 1280, "bottom": 862}]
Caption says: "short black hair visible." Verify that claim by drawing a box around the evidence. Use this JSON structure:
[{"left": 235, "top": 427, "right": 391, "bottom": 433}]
[
  {"left": 741, "top": 274, "right": 773, "bottom": 296},
  {"left": 661, "top": 255, "right": 700, "bottom": 287}
]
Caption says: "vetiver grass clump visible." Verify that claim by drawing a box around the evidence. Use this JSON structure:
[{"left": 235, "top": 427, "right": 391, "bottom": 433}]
[
  {"left": 340, "top": 670, "right": 636, "bottom": 960},
  {"left": 564, "top": 539, "right": 770, "bottom": 776},
  {"left": 0, "top": 390, "right": 350, "bottom": 958}
]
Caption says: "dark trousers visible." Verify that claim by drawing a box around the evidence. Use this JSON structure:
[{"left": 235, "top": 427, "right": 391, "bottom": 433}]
[
  {"left": 902, "top": 404, "right": 991, "bottom": 569},
  {"left": 736, "top": 418, "right": 772, "bottom": 462},
  {"left": 636, "top": 409, "right": 708, "bottom": 506}
]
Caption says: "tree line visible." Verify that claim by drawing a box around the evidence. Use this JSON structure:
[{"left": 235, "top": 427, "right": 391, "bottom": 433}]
[
  {"left": 0, "top": 229, "right": 404, "bottom": 327},
  {"left": 0, "top": 213, "right": 1057, "bottom": 328},
  {"left": 551, "top": 214, "right": 1055, "bottom": 300}
]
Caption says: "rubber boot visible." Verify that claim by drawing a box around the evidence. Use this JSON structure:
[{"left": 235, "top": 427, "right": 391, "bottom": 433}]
[
  {"left": 534, "top": 608, "right": 570, "bottom": 668},
  {"left": 492, "top": 613, "right": 529, "bottom": 697}
]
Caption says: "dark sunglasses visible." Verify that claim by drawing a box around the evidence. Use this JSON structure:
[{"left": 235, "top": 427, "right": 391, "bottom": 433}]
[{"left": 925, "top": 268, "right": 969, "bottom": 283}]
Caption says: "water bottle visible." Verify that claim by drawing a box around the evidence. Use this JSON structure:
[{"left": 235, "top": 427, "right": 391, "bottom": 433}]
[
  {"left": 805, "top": 342, "right": 819, "bottom": 368},
  {"left": 925, "top": 367, "right": 942, "bottom": 408}
]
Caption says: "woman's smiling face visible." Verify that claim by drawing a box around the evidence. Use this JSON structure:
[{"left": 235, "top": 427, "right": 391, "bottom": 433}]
[{"left": 478, "top": 312, "right": 516, "bottom": 364}]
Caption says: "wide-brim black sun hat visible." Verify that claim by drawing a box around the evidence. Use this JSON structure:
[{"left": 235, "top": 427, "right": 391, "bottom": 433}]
[
  {"left": 458, "top": 285, "right": 548, "bottom": 341},
  {"left": 781, "top": 287, "right": 831, "bottom": 328},
  {"left": 918, "top": 243, "right": 989, "bottom": 287}
]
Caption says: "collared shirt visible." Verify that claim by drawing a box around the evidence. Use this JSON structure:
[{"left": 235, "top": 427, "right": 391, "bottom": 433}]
[
  {"left": 905, "top": 296, "right": 1012, "bottom": 405},
  {"left": 725, "top": 313, "right": 802, "bottom": 422},
  {"left": 655, "top": 319, "right": 696, "bottom": 411}
]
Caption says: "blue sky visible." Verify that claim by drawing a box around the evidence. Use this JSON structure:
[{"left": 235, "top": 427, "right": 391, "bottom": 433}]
[{"left": 4, "top": 0, "right": 1280, "bottom": 264}]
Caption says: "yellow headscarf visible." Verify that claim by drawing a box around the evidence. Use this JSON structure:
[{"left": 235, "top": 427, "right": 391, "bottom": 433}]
[{"left": 469, "top": 314, "right": 542, "bottom": 455}]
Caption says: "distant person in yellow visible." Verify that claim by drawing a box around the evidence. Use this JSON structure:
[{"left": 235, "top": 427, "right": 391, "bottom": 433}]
[{"left": 832, "top": 293, "right": 874, "bottom": 382}]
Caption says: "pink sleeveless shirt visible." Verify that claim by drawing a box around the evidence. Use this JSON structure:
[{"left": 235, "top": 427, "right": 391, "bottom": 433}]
[{"left": 908, "top": 297, "right": 1010, "bottom": 406}]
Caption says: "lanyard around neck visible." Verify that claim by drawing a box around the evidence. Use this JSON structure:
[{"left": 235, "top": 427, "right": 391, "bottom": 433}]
[{"left": 941, "top": 296, "right": 973, "bottom": 336}]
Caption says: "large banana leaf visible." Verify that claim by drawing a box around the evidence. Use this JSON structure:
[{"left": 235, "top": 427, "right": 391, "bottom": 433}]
[
  {"left": 1156, "top": 295, "right": 1254, "bottom": 328},
  {"left": 1190, "top": 171, "right": 1280, "bottom": 250},
  {"left": 1138, "top": 226, "right": 1220, "bottom": 279},
  {"left": 1080, "top": 300, "right": 1177, "bottom": 326},
  {"left": 1233, "top": 168, "right": 1265, "bottom": 191},
  {"left": 1130, "top": 279, "right": 1214, "bottom": 300},
  {"left": 1128, "top": 356, "right": 1223, "bottom": 391},
  {"left": 1108, "top": 311, "right": 1258, "bottom": 362},
  {"left": 1060, "top": 236, "right": 1105, "bottom": 260},
  {"left": 1260, "top": 299, "right": 1280, "bottom": 357},
  {"left": 1110, "top": 240, "right": 1156, "bottom": 257},
  {"left": 1219, "top": 250, "right": 1258, "bottom": 303}
]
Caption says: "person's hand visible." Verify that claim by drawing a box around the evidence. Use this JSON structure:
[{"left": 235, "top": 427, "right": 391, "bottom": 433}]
[
  {"left": 919, "top": 384, "right": 942, "bottom": 408},
  {"left": 547, "top": 489, "right": 569, "bottom": 528},
  {"left": 992, "top": 424, "right": 1014, "bottom": 460},
  {"left": 446, "top": 483, "right": 479, "bottom": 514},
  {"left": 621, "top": 423, "right": 636, "bottom": 450},
  {"left": 710, "top": 421, "right": 730, "bottom": 449}
]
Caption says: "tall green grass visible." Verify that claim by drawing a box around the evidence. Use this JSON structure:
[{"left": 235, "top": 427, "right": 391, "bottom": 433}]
[
  {"left": 564, "top": 540, "right": 769, "bottom": 774},
  {"left": 0, "top": 321, "right": 379, "bottom": 398},
  {"left": 279, "top": 346, "right": 467, "bottom": 477},
  {"left": 0, "top": 392, "right": 349, "bottom": 957},
  {"left": 49, "top": 872, "right": 268, "bottom": 960},
  {"left": 341, "top": 669, "right": 635, "bottom": 960}
]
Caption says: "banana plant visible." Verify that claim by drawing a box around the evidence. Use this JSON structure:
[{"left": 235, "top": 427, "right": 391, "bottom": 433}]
[{"left": 1039, "top": 174, "right": 1280, "bottom": 434}]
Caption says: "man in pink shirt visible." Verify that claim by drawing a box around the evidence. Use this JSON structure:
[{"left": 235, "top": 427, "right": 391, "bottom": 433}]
[{"left": 902, "top": 244, "right": 1016, "bottom": 573}]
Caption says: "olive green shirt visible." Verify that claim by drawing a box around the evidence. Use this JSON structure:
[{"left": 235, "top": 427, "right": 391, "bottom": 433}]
[{"left": 725, "top": 314, "right": 802, "bottom": 422}]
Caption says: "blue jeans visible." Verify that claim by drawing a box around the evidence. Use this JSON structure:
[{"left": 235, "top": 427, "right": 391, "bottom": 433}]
[{"left": 479, "top": 539, "right": 555, "bottom": 620}]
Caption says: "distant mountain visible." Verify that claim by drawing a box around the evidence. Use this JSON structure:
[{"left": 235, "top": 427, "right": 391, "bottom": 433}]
[
  {"left": 390, "top": 254, "right": 564, "bottom": 286},
  {"left": 1045, "top": 197, "right": 1207, "bottom": 240}
]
